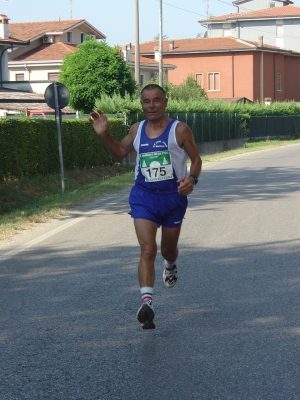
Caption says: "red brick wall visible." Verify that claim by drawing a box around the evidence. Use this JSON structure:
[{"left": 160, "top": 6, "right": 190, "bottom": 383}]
[
  {"left": 157, "top": 50, "right": 300, "bottom": 102},
  {"left": 252, "top": 52, "right": 261, "bottom": 102},
  {"left": 162, "top": 51, "right": 257, "bottom": 100},
  {"left": 232, "top": 53, "right": 254, "bottom": 100},
  {"left": 284, "top": 56, "right": 300, "bottom": 101}
]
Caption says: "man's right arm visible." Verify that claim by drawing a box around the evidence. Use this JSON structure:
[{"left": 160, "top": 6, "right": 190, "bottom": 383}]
[{"left": 90, "top": 110, "right": 137, "bottom": 161}]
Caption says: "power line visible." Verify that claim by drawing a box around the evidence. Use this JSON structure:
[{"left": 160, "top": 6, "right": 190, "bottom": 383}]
[
  {"left": 152, "top": 0, "right": 208, "bottom": 18},
  {"left": 149, "top": 0, "right": 300, "bottom": 41},
  {"left": 217, "top": 0, "right": 253, "bottom": 13}
]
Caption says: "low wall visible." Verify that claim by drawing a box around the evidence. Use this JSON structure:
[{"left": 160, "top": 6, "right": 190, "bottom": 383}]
[
  {"left": 122, "top": 138, "right": 246, "bottom": 165},
  {"left": 196, "top": 138, "right": 246, "bottom": 156}
]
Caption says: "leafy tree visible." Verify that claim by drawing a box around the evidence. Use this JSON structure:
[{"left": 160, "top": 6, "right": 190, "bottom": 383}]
[
  {"left": 132, "top": 75, "right": 207, "bottom": 102},
  {"left": 153, "top": 34, "right": 168, "bottom": 40},
  {"left": 59, "top": 39, "right": 136, "bottom": 113},
  {"left": 167, "top": 75, "right": 207, "bottom": 101}
]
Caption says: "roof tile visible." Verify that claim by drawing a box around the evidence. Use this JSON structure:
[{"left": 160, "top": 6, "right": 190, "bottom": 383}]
[
  {"left": 9, "top": 19, "right": 87, "bottom": 41},
  {"left": 10, "top": 43, "right": 78, "bottom": 62},
  {"left": 201, "top": 4, "right": 300, "bottom": 22},
  {"left": 137, "top": 37, "right": 289, "bottom": 54}
]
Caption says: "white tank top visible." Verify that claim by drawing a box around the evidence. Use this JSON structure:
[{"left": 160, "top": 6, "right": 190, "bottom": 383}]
[{"left": 133, "top": 119, "right": 188, "bottom": 192}]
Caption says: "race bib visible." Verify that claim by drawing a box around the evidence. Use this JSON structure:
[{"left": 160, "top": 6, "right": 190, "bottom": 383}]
[{"left": 140, "top": 151, "right": 174, "bottom": 182}]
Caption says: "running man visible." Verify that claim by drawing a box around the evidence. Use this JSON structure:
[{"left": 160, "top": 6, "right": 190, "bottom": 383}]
[{"left": 90, "top": 84, "right": 202, "bottom": 329}]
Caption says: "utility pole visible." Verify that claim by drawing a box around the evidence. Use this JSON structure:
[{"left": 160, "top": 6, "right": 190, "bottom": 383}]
[
  {"left": 70, "top": 0, "right": 72, "bottom": 19},
  {"left": 135, "top": 0, "right": 140, "bottom": 85},
  {"left": 159, "top": 0, "right": 163, "bottom": 87}
]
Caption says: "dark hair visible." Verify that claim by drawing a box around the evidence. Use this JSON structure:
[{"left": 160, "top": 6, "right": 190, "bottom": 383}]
[{"left": 140, "top": 84, "right": 166, "bottom": 99}]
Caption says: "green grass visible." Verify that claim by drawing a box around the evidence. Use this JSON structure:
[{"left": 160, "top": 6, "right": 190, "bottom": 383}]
[
  {"left": 200, "top": 138, "right": 300, "bottom": 163},
  {"left": 1, "top": 138, "right": 300, "bottom": 241},
  {"left": 0, "top": 166, "right": 134, "bottom": 241}
]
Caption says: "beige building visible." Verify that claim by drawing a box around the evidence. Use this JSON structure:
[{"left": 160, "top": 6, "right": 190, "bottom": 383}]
[{"left": 6, "top": 19, "right": 106, "bottom": 94}]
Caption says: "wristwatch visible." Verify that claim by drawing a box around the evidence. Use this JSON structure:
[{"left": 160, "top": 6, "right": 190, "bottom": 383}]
[{"left": 189, "top": 174, "right": 198, "bottom": 185}]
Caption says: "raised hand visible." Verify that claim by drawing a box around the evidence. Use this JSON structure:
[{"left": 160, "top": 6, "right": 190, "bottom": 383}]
[{"left": 89, "top": 110, "right": 108, "bottom": 137}]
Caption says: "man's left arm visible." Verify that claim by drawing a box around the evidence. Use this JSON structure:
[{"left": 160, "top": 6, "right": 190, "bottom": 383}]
[{"left": 176, "top": 123, "right": 202, "bottom": 196}]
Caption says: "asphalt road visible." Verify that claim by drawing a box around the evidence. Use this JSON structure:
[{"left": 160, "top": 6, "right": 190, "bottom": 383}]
[{"left": 1, "top": 144, "right": 300, "bottom": 400}]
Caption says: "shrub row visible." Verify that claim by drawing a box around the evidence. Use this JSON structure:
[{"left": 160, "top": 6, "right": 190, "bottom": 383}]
[
  {"left": 95, "top": 94, "right": 300, "bottom": 116},
  {"left": 0, "top": 118, "right": 126, "bottom": 181}
]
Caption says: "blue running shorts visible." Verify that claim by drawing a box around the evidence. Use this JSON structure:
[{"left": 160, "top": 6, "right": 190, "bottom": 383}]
[{"left": 129, "top": 185, "right": 188, "bottom": 228}]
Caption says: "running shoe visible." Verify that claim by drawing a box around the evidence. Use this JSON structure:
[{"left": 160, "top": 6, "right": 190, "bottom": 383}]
[
  {"left": 137, "top": 300, "right": 155, "bottom": 329},
  {"left": 163, "top": 262, "right": 178, "bottom": 288}
]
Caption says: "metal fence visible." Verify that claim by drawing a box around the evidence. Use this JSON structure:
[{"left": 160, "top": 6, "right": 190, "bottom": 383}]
[
  {"left": 249, "top": 116, "right": 300, "bottom": 137},
  {"left": 6, "top": 112, "right": 300, "bottom": 140},
  {"left": 128, "top": 112, "right": 247, "bottom": 143}
]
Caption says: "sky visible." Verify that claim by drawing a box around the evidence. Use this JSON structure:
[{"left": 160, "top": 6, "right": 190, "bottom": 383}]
[{"left": 3, "top": 0, "right": 300, "bottom": 46}]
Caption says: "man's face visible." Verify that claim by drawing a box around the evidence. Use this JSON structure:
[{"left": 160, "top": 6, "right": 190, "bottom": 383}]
[{"left": 140, "top": 88, "right": 168, "bottom": 121}]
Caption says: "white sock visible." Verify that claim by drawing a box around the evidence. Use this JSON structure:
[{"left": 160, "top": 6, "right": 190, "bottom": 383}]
[
  {"left": 140, "top": 287, "right": 153, "bottom": 303},
  {"left": 164, "top": 259, "right": 176, "bottom": 270}
]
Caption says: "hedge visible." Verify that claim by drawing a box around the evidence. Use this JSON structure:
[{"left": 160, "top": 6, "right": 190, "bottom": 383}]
[{"left": 0, "top": 118, "right": 126, "bottom": 181}]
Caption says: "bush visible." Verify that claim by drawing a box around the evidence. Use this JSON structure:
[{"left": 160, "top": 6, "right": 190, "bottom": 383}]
[{"left": 0, "top": 118, "right": 126, "bottom": 181}]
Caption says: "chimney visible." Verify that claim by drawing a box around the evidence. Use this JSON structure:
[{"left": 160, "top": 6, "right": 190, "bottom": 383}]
[
  {"left": 258, "top": 36, "right": 263, "bottom": 47},
  {"left": 169, "top": 40, "right": 174, "bottom": 50},
  {"left": 0, "top": 15, "right": 10, "bottom": 39},
  {"left": 122, "top": 43, "right": 132, "bottom": 62}
]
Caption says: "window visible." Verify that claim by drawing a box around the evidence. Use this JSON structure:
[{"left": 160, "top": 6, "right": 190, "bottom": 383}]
[
  {"left": 150, "top": 72, "right": 159, "bottom": 80},
  {"left": 195, "top": 73, "right": 204, "bottom": 88},
  {"left": 208, "top": 72, "right": 220, "bottom": 91},
  {"left": 81, "top": 33, "right": 85, "bottom": 43},
  {"left": 16, "top": 73, "right": 24, "bottom": 81},
  {"left": 67, "top": 32, "right": 72, "bottom": 43},
  {"left": 223, "top": 23, "right": 232, "bottom": 37},
  {"left": 276, "top": 20, "right": 283, "bottom": 36},
  {"left": 48, "top": 72, "right": 59, "bottom": 81},
  {"left": 277, "top": 72, "right": 282, "bottom": 91},
  {"left": 270, "top": 3, "right": 276, "bottom": 8},
  {"left": 140, "top": 75, "right": 144, "bottom": 86}
]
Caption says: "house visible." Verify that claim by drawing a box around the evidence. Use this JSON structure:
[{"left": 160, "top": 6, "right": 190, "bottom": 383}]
[
  {"left": 0, "top": 15, "right": 30, "bottom": 83},
  {"left": 137, "top": 37, "right": 300, "bottom": 102},
  {"left": 233, "top": 0, "right": 293, "bottom": 13},
  {"left": 199, "top": 5, "right": 300, "bottom": 52},
  {"left": 6, "top": 18, "right": 106, "bottom": 94}
]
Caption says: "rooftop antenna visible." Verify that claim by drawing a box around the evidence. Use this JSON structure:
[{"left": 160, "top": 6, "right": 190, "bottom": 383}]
[
  {"left": 4, "top": 0, "right": 13, "bottom": 15},
  {"left": 203, "top": 0, "right": 210, "bottom": 37},
  {"left": 203, "top": 0, "right": 209, "bottom": 20},
  {"left": 70, "top": 0, "right": 72, "bottom": 19}
]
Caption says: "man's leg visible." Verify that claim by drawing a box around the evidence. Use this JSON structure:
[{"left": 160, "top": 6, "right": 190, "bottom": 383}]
[
  {"left": 161, "top": 225, "right": 182, "bottom": 262},
  {"left": 134, "top": 218, "right": 158, "bottom": 287},
  {"left": 161, "top": 225, "right": 182, "bottom": 287},
  {"left": 134, "top": 218, "right": 158, "bottom": 329}
]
